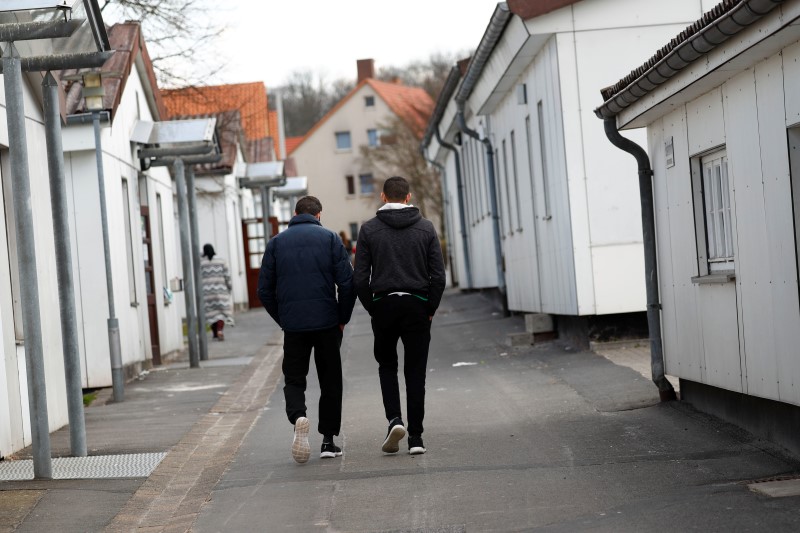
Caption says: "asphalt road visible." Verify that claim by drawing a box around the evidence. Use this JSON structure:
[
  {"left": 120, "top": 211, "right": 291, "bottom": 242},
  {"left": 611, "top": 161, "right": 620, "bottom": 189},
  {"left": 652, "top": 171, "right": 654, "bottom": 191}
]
[{"left": 191, "top": 291, "right": 800, "bottom": 532}]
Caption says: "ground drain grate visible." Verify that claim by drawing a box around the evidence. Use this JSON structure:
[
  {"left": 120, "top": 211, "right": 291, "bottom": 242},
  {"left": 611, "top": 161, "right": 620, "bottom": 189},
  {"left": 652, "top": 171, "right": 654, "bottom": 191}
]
[{"left": 0, "top": 452, "right": 167, "bottom": 480}]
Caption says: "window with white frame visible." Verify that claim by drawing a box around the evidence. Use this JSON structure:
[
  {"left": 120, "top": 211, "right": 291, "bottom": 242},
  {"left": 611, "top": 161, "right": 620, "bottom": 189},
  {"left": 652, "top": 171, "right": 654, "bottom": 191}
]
[
  {"left": 701, "top": 149, "right": 734, "bottom": 272},
  {"left": 335, "top": 131, "right": 351, "bottom": 150},
  {"left": 367, "top": 128, "right": 379, "bottom": 147},
  {"left": 122, "top": 178, "right": 138, "bottom": 304}
]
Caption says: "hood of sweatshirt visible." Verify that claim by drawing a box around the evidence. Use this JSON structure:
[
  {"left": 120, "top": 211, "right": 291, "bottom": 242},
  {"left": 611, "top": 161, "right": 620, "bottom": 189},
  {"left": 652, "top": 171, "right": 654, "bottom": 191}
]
[{"left": 376, "top": 206, "right": 421, "bottom": 229}]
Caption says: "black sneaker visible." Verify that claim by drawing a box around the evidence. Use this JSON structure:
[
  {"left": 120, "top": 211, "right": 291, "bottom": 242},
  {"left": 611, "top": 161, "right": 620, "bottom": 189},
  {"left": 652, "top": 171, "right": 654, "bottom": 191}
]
[
  {"left": 408, "top": 435, "right": 426, "bottom": 455},
  {"left": 381, "top": 417, "right": 406, "bottom": 453},
  {"left": 320, "top": 440, "right": 342, "bottom": 458}
]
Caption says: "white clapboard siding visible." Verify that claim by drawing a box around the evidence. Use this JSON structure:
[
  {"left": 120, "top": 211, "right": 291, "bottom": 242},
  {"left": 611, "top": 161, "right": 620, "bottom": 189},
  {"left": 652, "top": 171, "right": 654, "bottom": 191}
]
[
  {"left": 756, "top": 53, "right": 800, "bottom": 406},
  {"left": 723, "top": 69, "right": 779, "bottom": 399}
]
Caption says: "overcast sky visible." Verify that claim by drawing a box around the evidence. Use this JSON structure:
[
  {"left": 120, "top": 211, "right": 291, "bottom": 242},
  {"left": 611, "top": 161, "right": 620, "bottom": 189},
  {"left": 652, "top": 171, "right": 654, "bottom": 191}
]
[{"left": 215, "top": 1, "right": 501, "bottom": 89}]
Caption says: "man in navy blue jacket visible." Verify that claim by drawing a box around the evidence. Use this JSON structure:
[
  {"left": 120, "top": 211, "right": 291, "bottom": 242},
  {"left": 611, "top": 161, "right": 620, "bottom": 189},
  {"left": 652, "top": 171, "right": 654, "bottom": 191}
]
[{"left": 258, "top": 196, "right": 356, "bottom": 463}]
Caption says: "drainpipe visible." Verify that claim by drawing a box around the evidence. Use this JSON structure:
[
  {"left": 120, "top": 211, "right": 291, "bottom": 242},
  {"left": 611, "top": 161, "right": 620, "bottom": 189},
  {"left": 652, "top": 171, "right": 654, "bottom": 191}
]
[
  {"left": 420, "top": 147, "right": 455, "bottom": 284},
  {"left": 435, "top": 128, "right": 473, "bottom": 288},
  {"left": 456, "top": 102, "right": 508, "bottom": 316},
  {"left": 603, "top": 118, "right": 676, "bottom": 402}
]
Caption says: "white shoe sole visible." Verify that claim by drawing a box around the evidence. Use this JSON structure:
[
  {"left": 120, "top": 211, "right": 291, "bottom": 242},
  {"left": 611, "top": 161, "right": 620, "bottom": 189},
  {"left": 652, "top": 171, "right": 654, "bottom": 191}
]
[
  {"left": 320, "top": 450, "right": 342, "bottom": 459},
  {"left": 409, "top": 446, "right": 426, "bottom": 455},
  {"left": 381, "top": 424, "right": 406, "bottom": 453},
  {"left": 292, "top": 417, "right": 311, "bottom": 464}
]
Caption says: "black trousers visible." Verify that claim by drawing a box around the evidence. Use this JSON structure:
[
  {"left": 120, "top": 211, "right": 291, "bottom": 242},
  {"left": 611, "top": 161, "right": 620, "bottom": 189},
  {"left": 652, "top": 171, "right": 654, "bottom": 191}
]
[
  {"left": 371, "top": 295, "right": 431, "bottom": 436},
  {"left": 282, "top": 326, "right": 343, "bottom": 436}
]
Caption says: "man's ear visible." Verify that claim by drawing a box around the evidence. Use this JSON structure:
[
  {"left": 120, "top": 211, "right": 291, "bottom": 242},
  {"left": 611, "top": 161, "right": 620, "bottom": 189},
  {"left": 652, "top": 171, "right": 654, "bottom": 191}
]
[
  {"left": 315, "top": 212, "right": 321, "bottom": 220},
  {"left": 406, "top": 193, "right": 412, "bottom": 204},
  {"left": 380, "top": 192, "right": 387, "bottom": 203}
]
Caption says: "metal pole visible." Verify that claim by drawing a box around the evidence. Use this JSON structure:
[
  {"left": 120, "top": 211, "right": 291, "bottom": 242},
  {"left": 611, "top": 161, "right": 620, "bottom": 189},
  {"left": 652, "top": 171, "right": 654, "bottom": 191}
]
[
  {"left": 261, "top": 185, "right": 272, "bottom": 242},
  {"left": 92, "top": 111, "right": 125, "bottom": 402},
  {"left": 3, "top": 43, "right": 52, "bottom": 479},
  {"left": 186, "top": 167, "right": 208, "bottom": 361},
  {"left": 43, "top": 72, "right": 86, "bottom": 457},
  {"left": 175, "top": 159, "right": 200, "bottom": 368}
]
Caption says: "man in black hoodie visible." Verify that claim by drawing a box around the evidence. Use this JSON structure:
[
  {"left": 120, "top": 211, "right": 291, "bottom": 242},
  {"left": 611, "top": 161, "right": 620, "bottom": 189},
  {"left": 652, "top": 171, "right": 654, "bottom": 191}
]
[{"left": 354, "top": 176, "right": 446, "bottom": 455}]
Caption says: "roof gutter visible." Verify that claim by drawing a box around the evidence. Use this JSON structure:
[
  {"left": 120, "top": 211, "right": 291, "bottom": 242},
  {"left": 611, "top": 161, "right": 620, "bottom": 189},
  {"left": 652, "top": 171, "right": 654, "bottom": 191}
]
[
  {"left": 454, "top": 3, "right": 511, "bottom": 315},
  {"left": 595, "top": 0, "right": 785, "bottom": 120}
]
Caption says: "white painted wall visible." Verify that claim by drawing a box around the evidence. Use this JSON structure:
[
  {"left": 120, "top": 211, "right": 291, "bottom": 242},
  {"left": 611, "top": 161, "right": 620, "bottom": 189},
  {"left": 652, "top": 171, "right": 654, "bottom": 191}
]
[
  {"left": 0, "top": 76, "right": 73, "bottom": 456},
  {"left": 646, "top": 37, "right": 800, "bottom": 408}
]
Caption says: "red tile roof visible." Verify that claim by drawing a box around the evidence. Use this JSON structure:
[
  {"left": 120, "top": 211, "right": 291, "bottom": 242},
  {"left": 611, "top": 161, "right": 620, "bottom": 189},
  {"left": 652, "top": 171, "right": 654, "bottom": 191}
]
[
  {"left": 292, "top": 78, "right": 434, "bottom": 154},
  {"left": 162, "top": 82, "right": 276, "bottom": 162},
  {"left": 367, "top": 79, "right": 434, "bottom": 138},
  {"left": 162, "top": 82, "right": 270, "bottom": 140},
  {"left": 285, "top": 136, "right": 304, "bottom": 155},
  {"left": 61, "top": 22, "right": 165, "bottom": 120}
]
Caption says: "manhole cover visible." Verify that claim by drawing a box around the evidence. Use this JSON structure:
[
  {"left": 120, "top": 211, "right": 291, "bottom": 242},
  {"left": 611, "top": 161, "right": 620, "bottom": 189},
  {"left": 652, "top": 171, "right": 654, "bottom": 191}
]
[{"left": 0, "top": 452, "right": 167, "bottom": 480}]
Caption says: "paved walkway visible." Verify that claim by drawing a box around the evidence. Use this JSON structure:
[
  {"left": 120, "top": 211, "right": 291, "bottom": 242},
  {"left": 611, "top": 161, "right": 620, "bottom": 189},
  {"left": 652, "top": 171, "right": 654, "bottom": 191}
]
[{"left": 1, "top": 291, "right": 799, "bottom": 531}]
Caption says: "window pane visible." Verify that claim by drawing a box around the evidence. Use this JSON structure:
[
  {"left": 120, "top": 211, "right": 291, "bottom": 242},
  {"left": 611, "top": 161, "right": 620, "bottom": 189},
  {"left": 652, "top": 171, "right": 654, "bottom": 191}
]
[
  {"left": 122, "top": 179, "right": 137, "bottom": 303},
  {"left": 359, "top": 174, "right": 374, "bottom": 194},
  {"left": 721, "top": 158, "right": 733, "bottom": 259},
  {"left": 335, "top": 131, "right": 351, "bottom": 150},
  {"left": 703, "top": 163, "right": 717, "bottom": 259},
  {"left": 365, "top": 96, "right": 374, "bottom": 107},
  {"left": 367, "top": 129, "right": 379, "bottom": 147},
  {"left": 346, "top": 175, "right": 355, "bottom": 195}
]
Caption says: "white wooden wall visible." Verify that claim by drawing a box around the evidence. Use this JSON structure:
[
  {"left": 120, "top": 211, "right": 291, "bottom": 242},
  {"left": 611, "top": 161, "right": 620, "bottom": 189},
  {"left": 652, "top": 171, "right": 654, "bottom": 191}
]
[
  {"left": 651, "top": 40, "right": 800, "bottom": 408},
  {"left": 0, "top": 85, "right": 71, "bottom": 456}
]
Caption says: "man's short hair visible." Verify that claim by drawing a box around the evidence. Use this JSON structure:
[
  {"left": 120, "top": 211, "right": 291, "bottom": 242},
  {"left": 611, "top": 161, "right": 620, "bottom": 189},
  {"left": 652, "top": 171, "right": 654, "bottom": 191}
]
[
  {"left": 383, "top": 176, "right": 409, "bottom": 202},
  {"left": 295, "top": 196, "right": 322, "bottom": 216}
]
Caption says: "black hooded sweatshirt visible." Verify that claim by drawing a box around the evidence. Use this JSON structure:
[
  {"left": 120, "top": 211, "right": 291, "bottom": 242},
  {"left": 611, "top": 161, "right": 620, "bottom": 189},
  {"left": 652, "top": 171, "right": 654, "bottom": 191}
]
[{"left": 353, "top": 206, "right": 446, "bottom": 316}]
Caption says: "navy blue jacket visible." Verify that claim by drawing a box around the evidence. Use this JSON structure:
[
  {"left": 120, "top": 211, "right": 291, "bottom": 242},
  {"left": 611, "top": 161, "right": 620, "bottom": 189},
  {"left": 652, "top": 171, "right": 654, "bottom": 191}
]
[{"left": 257, "top": 214, "right": 356, "bottom": 332}]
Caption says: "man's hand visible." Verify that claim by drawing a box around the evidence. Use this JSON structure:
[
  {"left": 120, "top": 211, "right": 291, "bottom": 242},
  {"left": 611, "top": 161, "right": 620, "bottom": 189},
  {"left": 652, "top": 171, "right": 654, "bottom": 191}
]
[{"left": 339, "top": 324, "right": 345, "bottom": 332}]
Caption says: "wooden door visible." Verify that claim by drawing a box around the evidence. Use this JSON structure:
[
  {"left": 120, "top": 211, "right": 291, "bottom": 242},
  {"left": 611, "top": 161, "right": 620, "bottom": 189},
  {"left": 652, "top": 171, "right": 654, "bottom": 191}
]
[
  {"left": 140, "top": 205, "right": 161, "bottom": 365},
  {"left": 242, "top": 216, "right": 278, "bottom": 308}
]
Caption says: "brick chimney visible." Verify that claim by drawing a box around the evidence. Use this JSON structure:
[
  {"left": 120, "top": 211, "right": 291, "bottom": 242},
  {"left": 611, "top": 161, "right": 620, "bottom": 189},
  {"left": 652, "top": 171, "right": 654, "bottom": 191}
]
[{"left": 357, "top": 58, "right": 375, "bottom": 83}]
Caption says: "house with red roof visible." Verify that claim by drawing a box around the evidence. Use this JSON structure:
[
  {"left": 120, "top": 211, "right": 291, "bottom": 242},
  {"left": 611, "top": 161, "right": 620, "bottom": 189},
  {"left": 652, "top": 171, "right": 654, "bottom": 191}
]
[{"left": 290, "top": 59, "right": 434, "bottom": 243}]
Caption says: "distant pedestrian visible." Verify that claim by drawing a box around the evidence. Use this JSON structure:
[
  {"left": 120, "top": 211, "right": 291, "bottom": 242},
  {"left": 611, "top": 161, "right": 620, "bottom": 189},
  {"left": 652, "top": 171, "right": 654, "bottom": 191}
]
[
  {"left": 258, "top": 196, "right": 356, "bottom": 463},
  {"left": 201, "top": 244, "right": 233, "bottom": 341},
  {"left": 353, "top": 176, "right": 446, "bottom": 455},
  {"left": 338, "top": 230, "right": 353, "bottom": 264}
]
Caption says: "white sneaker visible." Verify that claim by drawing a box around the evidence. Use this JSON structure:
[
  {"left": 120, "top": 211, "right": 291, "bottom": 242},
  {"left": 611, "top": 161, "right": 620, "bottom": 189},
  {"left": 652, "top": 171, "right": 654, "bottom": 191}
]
[{"left": 292, "top": 417, "right": 311, "bottom": 463}]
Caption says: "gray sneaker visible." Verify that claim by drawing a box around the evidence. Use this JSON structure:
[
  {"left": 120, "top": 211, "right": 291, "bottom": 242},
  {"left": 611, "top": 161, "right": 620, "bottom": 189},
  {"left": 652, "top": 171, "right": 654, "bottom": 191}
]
[
  {"left": 292, "top": 417, "right": 311, "bottom": 463},
  {"left": 381, "top": 417, "right": 406, "bottom": 453}
]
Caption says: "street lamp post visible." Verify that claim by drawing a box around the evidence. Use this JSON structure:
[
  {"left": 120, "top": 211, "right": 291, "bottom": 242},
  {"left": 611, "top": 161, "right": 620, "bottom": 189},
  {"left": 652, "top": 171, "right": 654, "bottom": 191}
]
[{"left": 84, "top": 71, "right": 125, "bottom": 402}]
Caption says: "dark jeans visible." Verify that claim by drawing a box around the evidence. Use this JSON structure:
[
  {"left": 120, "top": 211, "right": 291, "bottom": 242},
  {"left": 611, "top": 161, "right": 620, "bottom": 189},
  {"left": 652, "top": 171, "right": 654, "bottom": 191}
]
[
  {"left": 283, "top": 326, "right": 343, "bottom": 436},
  {"left": 371, "top": 295, "right": 431, "bottom": 436}
]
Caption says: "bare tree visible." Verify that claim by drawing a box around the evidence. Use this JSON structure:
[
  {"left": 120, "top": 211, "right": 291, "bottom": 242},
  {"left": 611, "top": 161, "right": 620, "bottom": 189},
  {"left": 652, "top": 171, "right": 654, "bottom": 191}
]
[
  {"left": 359, "top": 116, "right": 442, "bottom": 225},
  {"left": 100, "top": 0, "right": 226, "bottom": 87},
  {"left": 278, "top": 70, "right": 354, "bottom": 137},
  {"left": 378, "top": 51, "right": 465, "bottom": 100}
]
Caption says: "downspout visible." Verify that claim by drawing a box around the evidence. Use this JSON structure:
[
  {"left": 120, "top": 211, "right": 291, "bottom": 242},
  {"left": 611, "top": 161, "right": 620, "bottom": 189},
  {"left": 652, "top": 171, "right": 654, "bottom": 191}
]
[
  {"left": 456, "top": 102, "right": 508, "bottom": 316},
  {"left": 435, "top": 128, "right": 472, "bottom": 288},
  {"left": 420, "top": 147, "right": 455, "bottom": 284},
  {"left": 603, "top": 118, "right": 676, "bottom": 402}
]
